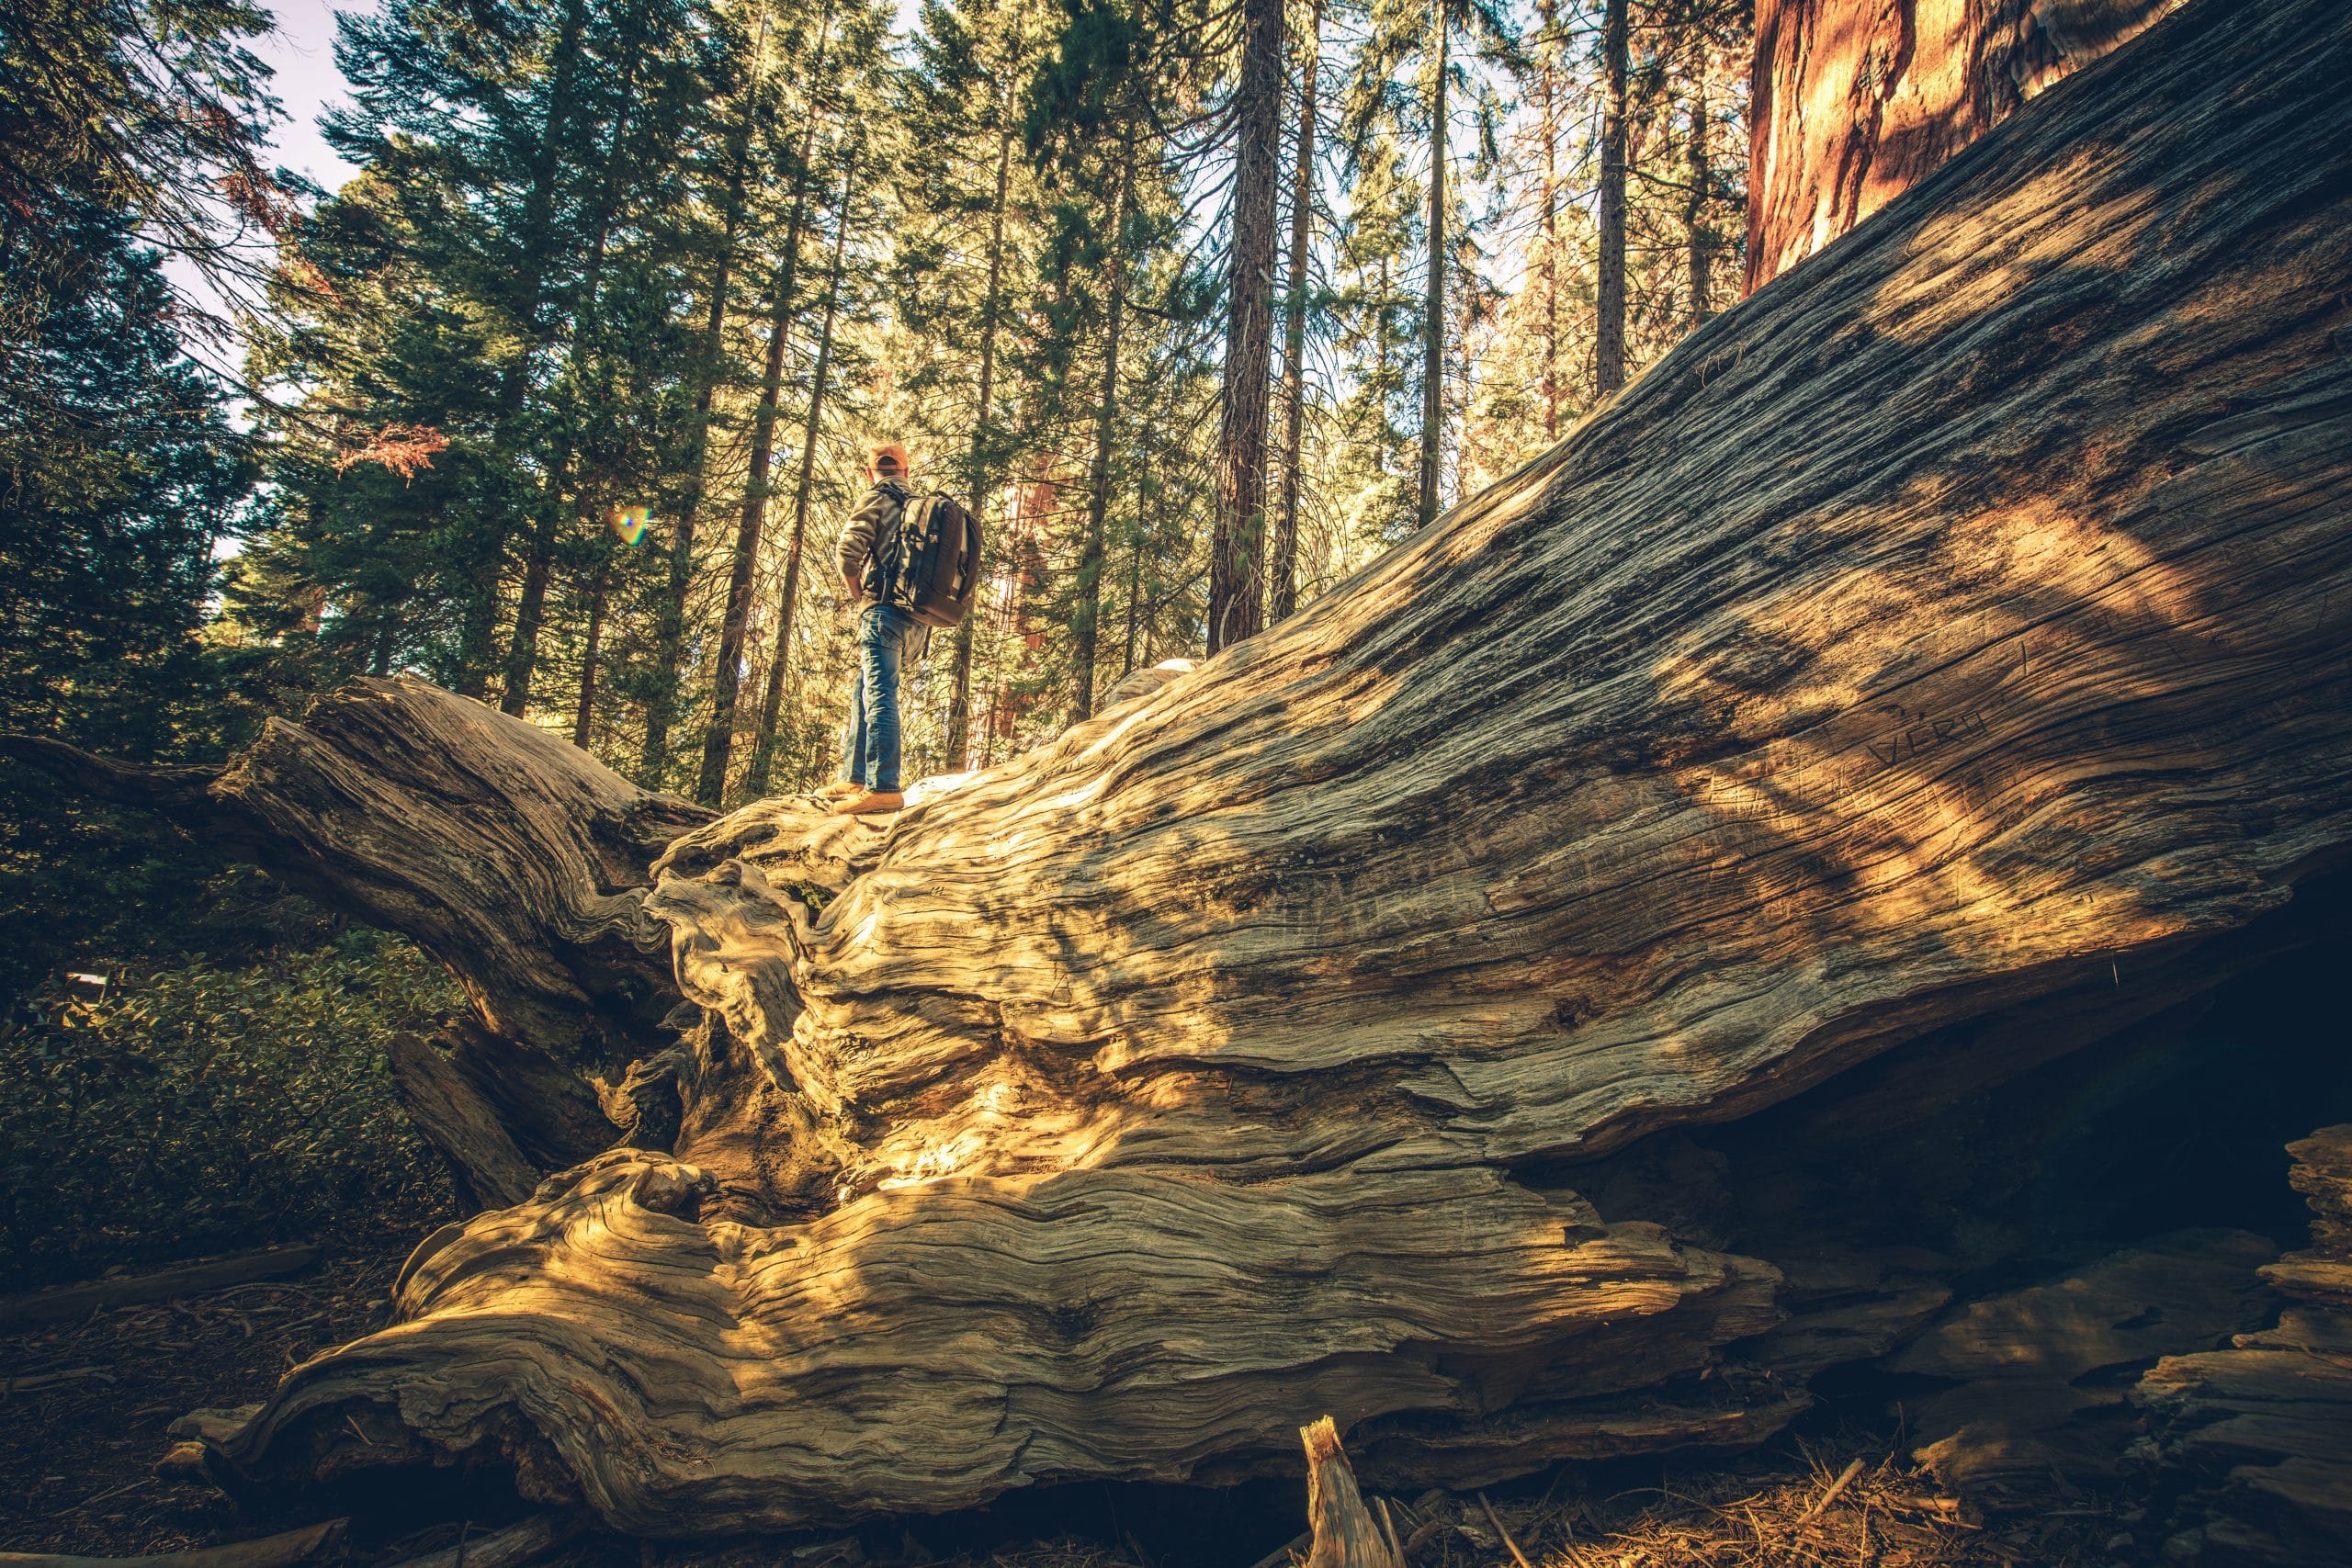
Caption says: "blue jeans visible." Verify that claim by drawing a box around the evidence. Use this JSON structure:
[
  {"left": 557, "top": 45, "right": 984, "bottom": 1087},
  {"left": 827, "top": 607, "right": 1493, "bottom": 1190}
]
[{"left": 841, "top": 604, "right": 920, "bottom": 792}]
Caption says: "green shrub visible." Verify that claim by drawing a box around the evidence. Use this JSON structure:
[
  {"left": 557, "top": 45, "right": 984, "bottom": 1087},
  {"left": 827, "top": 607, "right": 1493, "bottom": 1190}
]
[{"left": 0, "top": 931, "right": 461, "bottom": 1289}]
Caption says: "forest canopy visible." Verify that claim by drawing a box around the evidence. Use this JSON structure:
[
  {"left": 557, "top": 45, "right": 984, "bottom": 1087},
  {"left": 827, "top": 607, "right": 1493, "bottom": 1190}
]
[
  {"left": 1, "top": 0, "right": 1748, "bottom": 856},
  {"left": 0, "top": 0, "right": 1747, "bottom": 1292}
]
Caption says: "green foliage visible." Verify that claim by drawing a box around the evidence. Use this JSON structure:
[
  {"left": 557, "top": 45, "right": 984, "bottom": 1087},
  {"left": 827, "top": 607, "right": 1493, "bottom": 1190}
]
[
  {"left": 0, "top": 207, "right": 254, "bottom": 750},
  {"left": 0, "top": 152, "right": 266, "bottom": 1012},
  {"left": 0, "top": 931, "right": 460, "bottom": 1290},
  {"left": 0, "top": 0, "right": 280, "bottom": 338}
]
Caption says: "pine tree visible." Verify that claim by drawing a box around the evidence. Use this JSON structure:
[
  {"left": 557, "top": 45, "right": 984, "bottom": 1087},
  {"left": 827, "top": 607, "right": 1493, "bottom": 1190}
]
[
  {"left": 1269, "top": 0, "right": 1323, "bottom": 625},
  {"left": 0, "top": 5, "right": 266, "bottom": 998},
  {"left": 500, "top": 0, "right": 695, "bottom": 717},
  {"left": 639, "top": 0, "right": 779, "bottom": 783},
  {"left": 896, "top": 0, "right": 1048, "bottom": 768},
  {"left": 696, "top": 0, "right": 903, "bottom": 804},
  {"left": 1327, "top": 126, "right": 1421, "bottom": 549},
  {"left": 1205, "top": 0, "right": 1284, "bottom": 651},
  {"left": 0, "top": 0, "right": 285, "bottom": 339},
  {"left": 746, "top": 138, "right": 865, "bottom": 795},
  {"left": 255, "top": 0, "right": 718, "bottom": 701},
  {"left": 1, "top": 209, "right": 250, "bottom": 748}
]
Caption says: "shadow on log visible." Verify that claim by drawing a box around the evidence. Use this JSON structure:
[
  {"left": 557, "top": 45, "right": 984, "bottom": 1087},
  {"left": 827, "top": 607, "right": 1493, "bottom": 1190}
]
[{"left": 30, "top": 0, "right": 2352, "bottom": 1539}]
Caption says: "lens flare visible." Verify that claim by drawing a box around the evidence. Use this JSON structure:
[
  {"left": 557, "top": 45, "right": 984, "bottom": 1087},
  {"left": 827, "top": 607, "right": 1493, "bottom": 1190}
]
[{"left": 610, "top": 504, "right": 653, "bottom": 546}]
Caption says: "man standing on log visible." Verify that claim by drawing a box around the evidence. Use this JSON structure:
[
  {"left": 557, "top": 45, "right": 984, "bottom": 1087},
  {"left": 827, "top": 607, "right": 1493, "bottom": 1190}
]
[{"left": 823, "top": 442, "right": 922, "bottom": 816}]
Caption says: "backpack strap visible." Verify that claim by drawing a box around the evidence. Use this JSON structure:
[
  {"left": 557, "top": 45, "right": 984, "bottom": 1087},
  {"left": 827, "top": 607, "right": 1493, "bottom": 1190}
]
[{"left": 872, "top": 482, "right": 914, "bottom": 601}]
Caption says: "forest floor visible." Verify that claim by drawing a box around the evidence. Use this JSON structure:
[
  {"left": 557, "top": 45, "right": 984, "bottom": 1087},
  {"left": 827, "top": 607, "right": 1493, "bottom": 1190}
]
[{"left": 0, "top": 1237, "right": 2130, "bottom": 1568}]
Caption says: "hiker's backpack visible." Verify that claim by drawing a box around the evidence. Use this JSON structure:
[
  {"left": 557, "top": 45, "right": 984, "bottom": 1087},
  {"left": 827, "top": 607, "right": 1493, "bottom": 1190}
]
[{"left": 879, "top": 492, "right": 983, "bottom": 628}]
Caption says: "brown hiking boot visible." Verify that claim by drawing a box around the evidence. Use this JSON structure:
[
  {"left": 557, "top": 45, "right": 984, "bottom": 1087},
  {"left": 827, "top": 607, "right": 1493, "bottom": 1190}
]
[
  {"left": 816, "top": 781, "right": 864, "bottom": 799},
  {"left": 832, "top": 789, "right": 905, "bottom": 816}
]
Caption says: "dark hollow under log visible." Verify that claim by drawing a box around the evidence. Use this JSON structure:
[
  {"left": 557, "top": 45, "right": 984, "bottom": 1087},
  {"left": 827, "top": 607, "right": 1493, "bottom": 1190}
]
[{"left": 110, "top": 0, "right": 2352, "bottom": 1536}]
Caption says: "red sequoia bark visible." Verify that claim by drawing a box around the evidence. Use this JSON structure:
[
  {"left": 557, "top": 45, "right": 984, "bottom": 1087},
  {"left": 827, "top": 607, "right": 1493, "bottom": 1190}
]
[{"left": 1746, "top": 0, "right": 2178, "bottom": 295}]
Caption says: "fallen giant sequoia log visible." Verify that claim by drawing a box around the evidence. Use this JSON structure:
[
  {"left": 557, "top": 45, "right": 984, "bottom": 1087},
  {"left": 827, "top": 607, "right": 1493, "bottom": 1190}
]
[{"left": 149, "top": 0, "right": 2352, "bottom": 1535}]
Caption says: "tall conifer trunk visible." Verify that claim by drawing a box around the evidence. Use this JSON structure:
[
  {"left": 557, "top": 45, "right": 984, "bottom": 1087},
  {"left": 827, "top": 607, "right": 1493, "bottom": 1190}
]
[
  {"left": 696, "top": 0, "right": 834, "bottom": 805},
  {"left": 1417, "top": 5, "right": 1447, "bottom": 529},
  {"left": 1536, "top": 0, "right": 1561, "bottom": 441},
  {"left": 572, "top": 558, "right": 610, "bottom": 748},
  {"left": 1069, "top": 157, "right": 1132, "bottom": 724},
  {"left": 748, "top": 151, "right": 858, "bottom": 797},
  {"left": 944, "top": 113, "right": 1016, "bottom": 769},
  {"left": 502, "top": 0, "right": 651, "bottom": 717},
  {"left": 1686, "top": 53, "right": 1712, "bottom": 326},
  {"left": 643, "top": 6, "right": 772, "bottom": 782},
  {"left": 1595, "top": 0, "right": 1629, "bottom": 396},
  {"left": 1206, "top": 0, "right": 1283, "bottom": 652},
  {"left": 1375, "top": 254, "right": 1392, "bottom": 479},
  {"left": 1270, "top": 0, "right": 1319, "bottom": 625},
  {"left": 456, "top": 0, "right": 589, "bottom": 698},
  {"left": 1745, "top": 0, "right": 2171, "bottom": 294},
  {"left": 1121, "top": 517, "right": 1145, "bottom": 676},
  {"left": 501, "top": 447, "right": 575, "bottom": 715}
]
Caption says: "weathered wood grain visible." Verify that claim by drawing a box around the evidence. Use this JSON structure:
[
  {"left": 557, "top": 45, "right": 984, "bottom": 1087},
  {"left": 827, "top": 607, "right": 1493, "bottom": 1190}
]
[{"left": 198, "top": 0, "right": 2352, "bottom": 1537}]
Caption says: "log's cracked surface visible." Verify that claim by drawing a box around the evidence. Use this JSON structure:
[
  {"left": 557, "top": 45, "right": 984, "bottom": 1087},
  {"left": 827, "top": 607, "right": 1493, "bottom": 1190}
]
[
  {"left": 209, "top": 678, "right": 710, "bottom": 1061},
  {"left": 210, "top": 0, "right": 2352, "bottom": 1535},
  {"left": 235, "top": 1152, "right": 1777, "bottom": 1529}
]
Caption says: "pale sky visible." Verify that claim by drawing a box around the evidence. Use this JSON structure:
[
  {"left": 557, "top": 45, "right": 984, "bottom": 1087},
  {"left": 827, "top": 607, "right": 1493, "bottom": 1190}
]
[
  {"left": 246, "top": 0, "right": 931, "bottom": 193},
  {"left": 254, "top": 0, "right": 369, "bottom": 195}
]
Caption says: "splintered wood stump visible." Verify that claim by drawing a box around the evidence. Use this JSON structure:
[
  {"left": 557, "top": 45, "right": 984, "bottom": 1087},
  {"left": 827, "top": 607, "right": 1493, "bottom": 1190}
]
[
  {"left": 2132, "top": 1127, "right": 2352, "bottom": 1566},
  {"left": 170, "top": 0, "right": 2352, "bottom": 1535},
  {"left": 1302, "top": 1419, "right": 1405, "bottom": 1568}
]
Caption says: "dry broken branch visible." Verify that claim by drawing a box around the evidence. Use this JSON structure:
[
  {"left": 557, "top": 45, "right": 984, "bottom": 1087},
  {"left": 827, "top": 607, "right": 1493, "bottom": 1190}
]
[
  {"left": 1303, "top": 1421, "right": 1403, "bottom": 1568},
  {"left": 0, "top": 1520, "right": 345, "bottom": 1568}
]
